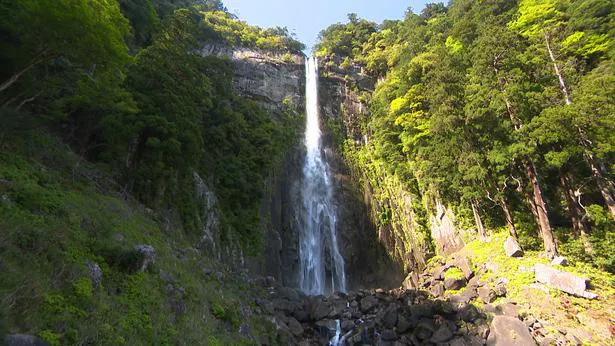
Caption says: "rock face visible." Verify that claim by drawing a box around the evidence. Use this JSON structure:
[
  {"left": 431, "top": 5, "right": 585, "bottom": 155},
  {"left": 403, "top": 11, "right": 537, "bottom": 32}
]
[
  {"left": 317, "top": 56, "right": 469, "bottom": 281},
  {"left": 193, "top": 44, "right": 306, "bottom": 272},
  {"left": 200, "top": 43, "right": 304, "bottom": 116},
  {"left": 534, "top": 263, "right": 596, "bottom": 298},
  {"left": 487, "top": 315, "right": 535, "bottom": 346},
  {"left": 197, "top": 44, "right": 402, "bottom": 290},
  {"left": 318, "top": 59, "right": 423, "bottom": 286}
]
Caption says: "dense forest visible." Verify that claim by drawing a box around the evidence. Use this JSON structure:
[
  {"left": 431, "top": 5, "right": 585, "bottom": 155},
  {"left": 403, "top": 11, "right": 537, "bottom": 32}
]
[
  {"left": 316, "top": 0, "right": 614, "bottom": 271},
  {"left": 0, "top": 0, "right": 304, "bottom": 343},
  {"left": 0, "top": 0, "right": 304, "bottom": 248},
  {"left": 1, "top": 0, "right": 614, "bottom": 344}
]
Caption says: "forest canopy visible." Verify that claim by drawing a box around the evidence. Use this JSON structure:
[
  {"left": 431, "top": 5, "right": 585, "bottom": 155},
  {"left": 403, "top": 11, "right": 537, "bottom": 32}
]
[{"left": 317, "top": 0, "right": 614, "bottom": 269}]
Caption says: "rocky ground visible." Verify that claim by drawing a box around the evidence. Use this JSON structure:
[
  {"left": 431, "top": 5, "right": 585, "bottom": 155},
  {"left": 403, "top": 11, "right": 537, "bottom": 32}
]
[
  {"left": 259, "top": 233, "right": 614, "bottom": 346},
  {"left": 4, "top": 233, "right": 613, "bottom": 346}
]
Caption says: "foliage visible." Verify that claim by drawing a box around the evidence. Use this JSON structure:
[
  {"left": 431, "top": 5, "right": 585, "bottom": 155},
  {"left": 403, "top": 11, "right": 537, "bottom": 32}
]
[
  {"left": 314, "top": 13, "right": 377, "bottom": 58},
  {"left": 201, "top": 11, "right": 305, "bottom": 53},
  {"left": 317, "top": 0, "right": 615, "bottom": 260},
  {"left": 0, "top": 0, "right": 303, "bottom": 342}
]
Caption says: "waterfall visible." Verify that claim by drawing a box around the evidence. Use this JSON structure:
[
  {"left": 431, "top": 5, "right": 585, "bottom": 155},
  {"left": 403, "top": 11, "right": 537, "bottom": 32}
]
[{"left": 299, "top": 56, "right": 346, "bottom": 296}]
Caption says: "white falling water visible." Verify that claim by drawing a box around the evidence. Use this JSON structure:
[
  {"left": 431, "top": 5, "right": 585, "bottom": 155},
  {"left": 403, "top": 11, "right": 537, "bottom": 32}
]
[{"left": 299, "top": 56, "right": 346, "bottom": 296}]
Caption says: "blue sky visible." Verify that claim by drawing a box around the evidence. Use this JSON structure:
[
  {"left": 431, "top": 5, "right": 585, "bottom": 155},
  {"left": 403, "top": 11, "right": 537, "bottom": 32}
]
[{"left": 222, "top": 0, "right": 431, "bottom": 52}]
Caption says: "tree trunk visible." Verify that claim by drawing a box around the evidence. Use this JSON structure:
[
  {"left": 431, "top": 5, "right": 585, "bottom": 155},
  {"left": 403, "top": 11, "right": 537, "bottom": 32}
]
[
  {"left": 500, "top": 198, "right": 518, "bottom": 240},
  {"left": 525, "top": 161, "right": 558, "bottom": 258},
  {"left": 543, "top": 30, "right": 572, "bottom": 105},
  {"left": 560, "top": 175, "right": 593, "bottom": 254},
  {"left": 588, "top": 157, "right": 615, "bottom": 221},
  {"left": 0, "top": 55, "right": 46, "bottom": 93},
  {"left": 471, "top": 200, "right": 486, "bottom": 240}
]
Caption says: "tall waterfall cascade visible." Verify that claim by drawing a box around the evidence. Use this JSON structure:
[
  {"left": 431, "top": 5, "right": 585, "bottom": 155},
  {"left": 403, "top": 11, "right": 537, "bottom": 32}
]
[{"left": 298, "top": 57, "right": 347, "bottom": 296}]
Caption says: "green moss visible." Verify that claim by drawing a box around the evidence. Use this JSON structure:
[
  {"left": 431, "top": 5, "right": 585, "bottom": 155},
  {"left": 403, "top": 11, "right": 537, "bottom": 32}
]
[{"left": 443, "top": 267, "right": 465, "bottom": 280}]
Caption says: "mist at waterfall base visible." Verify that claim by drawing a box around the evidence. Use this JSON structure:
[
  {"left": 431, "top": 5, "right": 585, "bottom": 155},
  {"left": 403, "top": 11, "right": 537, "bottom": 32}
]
[{"left": 298, "top": 57, "right": 347, "bottom": 297}]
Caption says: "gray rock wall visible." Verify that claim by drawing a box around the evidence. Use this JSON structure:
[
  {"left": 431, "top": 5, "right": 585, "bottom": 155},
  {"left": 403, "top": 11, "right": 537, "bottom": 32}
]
[{"left": 200, "top": 43, "right": 304, "bottom": 116}]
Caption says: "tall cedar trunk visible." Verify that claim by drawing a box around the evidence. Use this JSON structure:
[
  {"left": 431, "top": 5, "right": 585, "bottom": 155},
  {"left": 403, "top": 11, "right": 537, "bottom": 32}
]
[
  {"left": 500, "top": 197, "right": 518, "bottom": 240},
  {"left": 525, "top": 162, "right": 558, "bottom": 258},
  {"left": 544, "top": 31, "right": 572, "bottom": 105},
  {"left": 560, "top": 175, "right": 593, "bottom": 254},
  {"left": 560, "top": 175, "right": 587, "bottom": 236},
  {"left": 494, "top": 51, "right": 557, "bottom": 256},
  {"left": 471, "top": 200, "right": 486, "bottom": 239},
  {"left": 544, "top": 30, "right": 615, "bottom": 222}
]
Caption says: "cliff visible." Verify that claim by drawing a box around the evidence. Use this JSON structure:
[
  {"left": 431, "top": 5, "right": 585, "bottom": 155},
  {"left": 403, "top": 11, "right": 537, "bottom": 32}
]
[{"left": 317, "top": 57, "right": 466, "bottom": 283}]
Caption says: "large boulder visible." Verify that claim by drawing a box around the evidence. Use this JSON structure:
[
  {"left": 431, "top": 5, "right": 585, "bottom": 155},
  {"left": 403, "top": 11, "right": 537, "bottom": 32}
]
[
  {"left": 452, "top": 256, "right": 474, "bottom": 280},
  {"left": 534, "top": 263, "right": 596, "bottom": 298},
  {"left": 550, "top": 256, "right": 569, "bottom": 266},
  {"left": 444, "top": 276, "right": 467, "bottom": 291},
  {"left": 309, "top": 299, "right": 331, "bottom": 321},
  {"left": 430, "top": 281, "right": 445, "bottom": 298},
  {"left": 360, "top": 295, "right": 379, "bottom": 313},
  {"left": 286, "top": 316, "right": 304, "bottom": 337},
  {"left": 504, "top": 236, "right": 523, "bottom": 257},
  {"left": 478, "top": 287, "right": 497, "bottom": 304},
  {"left": 134, "top": 244, "right": 156, "bottom": 272},
  {"left": 487, "top": 315, "right": 535, "bottom": 346},
  {"left": 431, "top": 325, "right": 454, "bottom": 343}
]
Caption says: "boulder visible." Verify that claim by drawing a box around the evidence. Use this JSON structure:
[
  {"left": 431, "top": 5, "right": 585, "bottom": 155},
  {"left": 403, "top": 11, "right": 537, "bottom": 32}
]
[
  {"left": 432, "top": 265, "right": 449, "bottom": 280},
  {"left": 496, "top": 303, "right": 522, "bottom": 318},
  {"left": 328, "top": 298, "right": 347, "bottom": 318},
  {"left": 402, "top": 272, "right": 418, "bottom": 290},
  {"left": 444, "top": 277, "right": 467, "bottom": 291},
  {"left": 534, "top": 263, "right": 596, "bottom": 298},
  {"left": 293, "top": 309, "right": 310, "bottom": 322},
  {"left": 414, "top": 320, "right": 436, "bottom": 340},
  {"left": 277, "top": 286, "right": 300, "bottom": 301},
  {"left": 86, "top": 261, "right": 103, "bottom": 288},
  {"left": 551, "top": 256, "right": 569, "bottom": 266},
  {"left": 309, "top": 299, "right": 331, "bottom": 321},
  {"left": 459, "top": 286, "right": 478, "bottom": 303},
  {"left": 459, "top": 303, "right": 481, "bottom": 322},
  {"left": 487, "top": 315, "right": 535, "bottom": 346},
  {"left": 478, "top": 287, "right": 497, "bottom": 304},
  {"left": 360, "top": 295, "right": 379, "bottom": 313},
  {"left": 381, "top": 307, "right": 398, "bottom": 329},
  {"left": 4, "top": 335, "right": 49, "bottom": 346},
  {"left": 431, "top": 325, "right": 454, "bottom": 343},
  {"left": 430, "top": 281, "right": 445, "bottom": 297},
  {"left": 286, "top": 316, "right": 304, "bottom": 337},
  {"left": 452, "top": 256, "right": 474, "bottom": 279},
  {"left": 495, "top": 278, "right": 508, "bottom": 297},
  {"left": 381, "top": 329, "right": 398, "bottom": 341},
  {"left": 341, "top": 319, "right": 354, "bottom": 332},
  {"left": 504, "top": 236, "right": 523, "bottom": 257},
  {"left": 134, "top": 244, "right": 156, "bottom": 271},
  {"left": 396, "top": 314, "right": 412, "bottom": 333}
]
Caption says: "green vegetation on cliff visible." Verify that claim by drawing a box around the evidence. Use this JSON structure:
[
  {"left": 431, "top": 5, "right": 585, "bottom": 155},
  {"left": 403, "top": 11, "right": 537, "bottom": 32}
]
[
  {"left": 317, "top": 0, "right": 614, "bottom": 271},
  {"left": 1, "top": 0, "right": 302, "bottom": 343}
]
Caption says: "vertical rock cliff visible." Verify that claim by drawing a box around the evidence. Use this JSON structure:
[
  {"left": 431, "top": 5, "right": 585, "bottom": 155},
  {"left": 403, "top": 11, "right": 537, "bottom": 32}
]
[{"left": 316, "top": 57, "right": 466, "bottom": 286}]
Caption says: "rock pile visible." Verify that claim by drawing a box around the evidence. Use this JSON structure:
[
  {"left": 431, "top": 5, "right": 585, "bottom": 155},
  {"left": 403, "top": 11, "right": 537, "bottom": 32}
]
[{"left": 260, "top": 282, "right": 492, "bottom": 345}]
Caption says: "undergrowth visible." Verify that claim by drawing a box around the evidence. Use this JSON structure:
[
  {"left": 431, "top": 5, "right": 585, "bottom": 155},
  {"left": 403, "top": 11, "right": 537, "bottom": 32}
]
[{"left": 0, "top": 137, "right": 277, "bottom": 345}]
